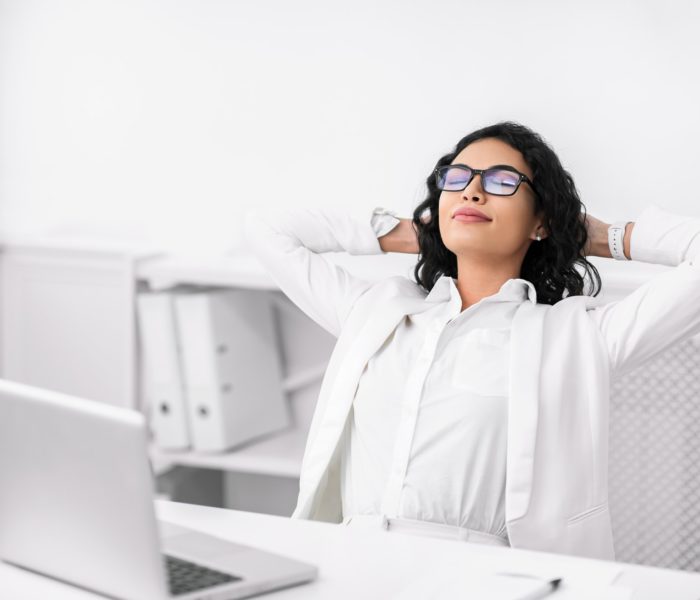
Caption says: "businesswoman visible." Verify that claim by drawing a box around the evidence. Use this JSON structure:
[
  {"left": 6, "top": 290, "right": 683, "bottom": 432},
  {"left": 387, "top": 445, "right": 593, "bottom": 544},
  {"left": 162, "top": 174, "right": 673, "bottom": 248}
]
[{"left": 244, "top": 121, "right": 700, "bottom": 560}]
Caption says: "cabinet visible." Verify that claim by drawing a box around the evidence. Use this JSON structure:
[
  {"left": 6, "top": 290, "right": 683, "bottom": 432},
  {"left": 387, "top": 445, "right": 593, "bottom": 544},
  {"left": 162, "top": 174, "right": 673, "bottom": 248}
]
[
  {"left": 0, "top": 239, "right": 155, "bottom": 408},
  {"left": 0, "top": 241, "right": 339, "bottom": 516}
]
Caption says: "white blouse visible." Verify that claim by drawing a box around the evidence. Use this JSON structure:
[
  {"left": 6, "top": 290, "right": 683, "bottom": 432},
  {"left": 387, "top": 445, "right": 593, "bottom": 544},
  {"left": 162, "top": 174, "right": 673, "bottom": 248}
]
[{"left": 340, "top": 209, "right": 537, "bottom": 543}]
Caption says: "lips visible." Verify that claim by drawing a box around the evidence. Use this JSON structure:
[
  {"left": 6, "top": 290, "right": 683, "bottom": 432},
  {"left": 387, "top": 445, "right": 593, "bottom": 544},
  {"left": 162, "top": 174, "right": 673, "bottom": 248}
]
[
  {"left": 454, "top": 214, "right": 491, "bottom": 223},
  {"left": 452, "top": 207, "right": 492, "bottom": 221}
]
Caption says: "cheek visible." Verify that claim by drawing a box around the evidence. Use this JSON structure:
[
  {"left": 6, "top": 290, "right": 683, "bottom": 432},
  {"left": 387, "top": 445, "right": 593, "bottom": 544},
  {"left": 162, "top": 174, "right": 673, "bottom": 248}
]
[
  {"left": 437, "top": 212, "right": 452, "bottom": 244},
  {"left": 438, "top": 194, "right": 453, "bottom": 221},
  {"left": 438, "top": 197, "right": 459, "bottom": 227},
  {"left": 499, "top": 203, "right": 531, "bottom": 230}
]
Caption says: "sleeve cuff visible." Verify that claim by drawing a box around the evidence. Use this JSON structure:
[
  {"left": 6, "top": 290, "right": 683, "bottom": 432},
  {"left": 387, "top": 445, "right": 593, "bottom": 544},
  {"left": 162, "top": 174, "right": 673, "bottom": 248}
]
[{"left": 370, "top": 207, "right": 401, "bottom": 238}]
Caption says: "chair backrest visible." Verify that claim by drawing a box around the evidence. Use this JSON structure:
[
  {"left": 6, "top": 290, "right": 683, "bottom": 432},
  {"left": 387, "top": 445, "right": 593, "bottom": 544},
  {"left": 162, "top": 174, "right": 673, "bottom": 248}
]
[{"left": 608, "top": 335, "right": 700, "bottom": 572}]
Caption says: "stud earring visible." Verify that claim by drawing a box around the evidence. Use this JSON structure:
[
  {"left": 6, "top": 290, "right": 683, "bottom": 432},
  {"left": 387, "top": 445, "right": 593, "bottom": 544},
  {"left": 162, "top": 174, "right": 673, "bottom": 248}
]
[{"left": 536, "top": 234, "right": 541, "bottom": 241}]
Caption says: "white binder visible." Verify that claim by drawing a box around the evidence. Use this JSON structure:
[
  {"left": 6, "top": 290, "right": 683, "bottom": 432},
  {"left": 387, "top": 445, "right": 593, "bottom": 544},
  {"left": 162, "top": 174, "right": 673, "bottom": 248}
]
[
  {"left": 175, "top": 289, "right": 290, "bottom": 452},
  {"left": 136, "top": 292, "right": 191, "bottom": 450}
]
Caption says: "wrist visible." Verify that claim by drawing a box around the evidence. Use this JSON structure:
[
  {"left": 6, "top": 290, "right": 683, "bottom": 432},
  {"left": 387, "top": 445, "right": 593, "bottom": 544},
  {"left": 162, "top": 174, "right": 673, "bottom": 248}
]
[
  {"left": 603, "top": 221, "right": 635, "bottom": 260},
  {"left": 623, "top": 222, "right": 634, "bottom": 260}
]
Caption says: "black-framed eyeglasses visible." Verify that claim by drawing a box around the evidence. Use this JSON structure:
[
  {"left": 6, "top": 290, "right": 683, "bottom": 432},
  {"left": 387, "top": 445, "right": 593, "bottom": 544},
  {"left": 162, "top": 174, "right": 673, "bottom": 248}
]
[{"left": 434, "top": 163, "right": 536, "bottom": 197}]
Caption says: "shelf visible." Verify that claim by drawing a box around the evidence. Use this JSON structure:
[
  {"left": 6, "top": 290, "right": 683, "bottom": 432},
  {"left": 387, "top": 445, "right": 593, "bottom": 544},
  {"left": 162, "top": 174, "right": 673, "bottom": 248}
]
[
  {"left": 136, "top": 254, "right": 279, "bottom": 291},
  {"left": 0, "top": 233, "right": 162, "bottom": 259},
  {"left": 149, "top": 426, "right": 307, "bottom": 479}
]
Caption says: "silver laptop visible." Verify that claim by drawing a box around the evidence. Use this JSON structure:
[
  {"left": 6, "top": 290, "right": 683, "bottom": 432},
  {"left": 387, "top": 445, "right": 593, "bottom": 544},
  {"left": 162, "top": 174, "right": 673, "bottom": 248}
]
[{"left": 0, "top": 379, "right": 317, "bottom": 600}]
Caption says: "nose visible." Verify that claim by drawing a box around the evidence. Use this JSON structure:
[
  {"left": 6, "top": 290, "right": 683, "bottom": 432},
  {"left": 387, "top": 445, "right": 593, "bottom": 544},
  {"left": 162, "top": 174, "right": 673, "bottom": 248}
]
[{"left": 462, "top": 172, "right": 485, "bottom": 202}]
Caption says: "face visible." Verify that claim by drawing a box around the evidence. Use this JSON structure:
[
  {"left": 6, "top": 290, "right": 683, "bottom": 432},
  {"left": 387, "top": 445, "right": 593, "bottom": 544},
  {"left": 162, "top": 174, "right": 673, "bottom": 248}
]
[{"left": 438, "top": 137, "right": 546, "bottom": 261}]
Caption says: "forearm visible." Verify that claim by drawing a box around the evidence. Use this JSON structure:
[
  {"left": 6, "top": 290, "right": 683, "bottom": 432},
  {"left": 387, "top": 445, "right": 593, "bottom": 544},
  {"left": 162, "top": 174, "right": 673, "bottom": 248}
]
[{"left": 378, "top": 218, "right": 420, "bottom": 254}]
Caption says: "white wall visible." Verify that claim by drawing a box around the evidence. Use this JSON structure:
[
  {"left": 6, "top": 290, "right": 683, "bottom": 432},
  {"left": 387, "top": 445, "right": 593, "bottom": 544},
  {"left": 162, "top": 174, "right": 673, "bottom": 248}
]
[{"left": 1, "top": 0, "right": 699, "bottom": 255}]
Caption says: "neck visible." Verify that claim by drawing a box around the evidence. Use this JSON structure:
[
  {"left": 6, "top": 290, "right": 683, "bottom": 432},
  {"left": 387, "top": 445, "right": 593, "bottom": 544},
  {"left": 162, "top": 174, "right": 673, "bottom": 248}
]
[{"left": 454, "top": 254, "right": 523, "bottom": 311}]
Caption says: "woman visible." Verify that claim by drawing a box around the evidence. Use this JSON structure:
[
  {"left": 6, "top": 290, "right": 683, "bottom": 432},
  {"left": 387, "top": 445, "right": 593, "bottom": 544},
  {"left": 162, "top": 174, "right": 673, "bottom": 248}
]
[{"left": 244, "top": 121, "right": 700, "bottom": 560}]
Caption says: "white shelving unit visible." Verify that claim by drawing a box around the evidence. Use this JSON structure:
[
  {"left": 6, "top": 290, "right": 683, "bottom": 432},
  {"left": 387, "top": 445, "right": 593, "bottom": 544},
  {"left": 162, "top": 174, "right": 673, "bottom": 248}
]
[
  {"left": 150, "top": 427, "right": 307, "bottom": 478},
  {"left": 136, "top": 253, "right": 337, "bottom": 482},
  {"left": 0, "top": 240, "right": 333, "bottom": 488}
]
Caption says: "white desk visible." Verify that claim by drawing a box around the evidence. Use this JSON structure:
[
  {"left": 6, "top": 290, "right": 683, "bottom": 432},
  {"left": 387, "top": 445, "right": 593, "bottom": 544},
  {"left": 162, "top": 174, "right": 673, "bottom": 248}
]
[{"left": 2, "top": 501, "right": 699, "bottom": 599}]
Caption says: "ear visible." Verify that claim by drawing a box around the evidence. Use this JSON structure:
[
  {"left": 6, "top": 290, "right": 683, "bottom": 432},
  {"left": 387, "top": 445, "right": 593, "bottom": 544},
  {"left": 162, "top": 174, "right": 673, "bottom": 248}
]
[
  {"left": 530, "top": 209, "right": 549, "bottom": 241},
  {"left": 531, "top": 222, "right": 549, "bottom": 241}
]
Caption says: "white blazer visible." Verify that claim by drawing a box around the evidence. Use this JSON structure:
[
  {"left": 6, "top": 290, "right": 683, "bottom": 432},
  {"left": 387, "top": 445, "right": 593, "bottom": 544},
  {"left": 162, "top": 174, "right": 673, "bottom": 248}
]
[{"left": 243, "top": 203, "right": 700, "bottom": 560}]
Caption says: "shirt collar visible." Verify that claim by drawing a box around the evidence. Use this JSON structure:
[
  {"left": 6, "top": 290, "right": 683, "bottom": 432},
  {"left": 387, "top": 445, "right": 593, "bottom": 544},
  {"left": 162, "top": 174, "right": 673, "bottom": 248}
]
[{"left": 425, "top": 274, "right": 538, "bottom": 305}]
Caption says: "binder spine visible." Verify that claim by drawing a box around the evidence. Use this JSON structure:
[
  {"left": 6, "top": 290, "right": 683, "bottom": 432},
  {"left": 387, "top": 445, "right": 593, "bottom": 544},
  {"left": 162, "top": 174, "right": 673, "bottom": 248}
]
[
  {"left": 175, "top": 294, "right": 225, "bottom": 452},
  {"left": 136, "top": 293, "right": 190, "bottom": 450}
]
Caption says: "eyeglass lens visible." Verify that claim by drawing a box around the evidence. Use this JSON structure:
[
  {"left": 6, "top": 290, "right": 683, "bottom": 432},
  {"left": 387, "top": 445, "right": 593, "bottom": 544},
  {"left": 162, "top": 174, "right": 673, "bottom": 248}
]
[{"left": 437, "top": 166, "right": 521, "bottom": 195}]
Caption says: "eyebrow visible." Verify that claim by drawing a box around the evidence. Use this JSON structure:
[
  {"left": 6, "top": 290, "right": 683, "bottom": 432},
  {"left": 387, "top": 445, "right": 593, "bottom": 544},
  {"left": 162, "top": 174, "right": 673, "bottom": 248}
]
[{"left": 449, "top": 163, "right": 522, "bottom": 172}]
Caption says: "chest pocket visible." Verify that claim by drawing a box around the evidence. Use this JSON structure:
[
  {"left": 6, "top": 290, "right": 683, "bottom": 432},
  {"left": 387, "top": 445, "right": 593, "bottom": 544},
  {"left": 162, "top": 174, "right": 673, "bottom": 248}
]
[{"left": 449, "top": 328, "right": 510, "bottom": 397}]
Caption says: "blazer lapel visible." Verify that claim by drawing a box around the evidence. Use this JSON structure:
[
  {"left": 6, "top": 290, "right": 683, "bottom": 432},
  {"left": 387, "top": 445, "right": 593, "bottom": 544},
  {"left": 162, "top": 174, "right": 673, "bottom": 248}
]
[
  {"left": 506, "top": 301, "right": 547, "bottom": 522},
  {"left": 296, "top": 295, "right": 431, "bottom": 515}
]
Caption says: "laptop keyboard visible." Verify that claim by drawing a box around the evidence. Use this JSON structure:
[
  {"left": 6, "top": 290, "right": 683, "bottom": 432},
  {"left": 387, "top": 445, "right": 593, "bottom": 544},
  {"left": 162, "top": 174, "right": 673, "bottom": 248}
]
[{"left": 165, "top": 554, "right": 242, "bottom": 596}]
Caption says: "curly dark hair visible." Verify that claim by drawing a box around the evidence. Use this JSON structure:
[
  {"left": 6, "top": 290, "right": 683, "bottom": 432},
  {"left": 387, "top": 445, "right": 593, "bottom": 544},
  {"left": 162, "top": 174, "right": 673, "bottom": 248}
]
[{"left": 412, "top": 121, "right": 602, "bottom": 306}]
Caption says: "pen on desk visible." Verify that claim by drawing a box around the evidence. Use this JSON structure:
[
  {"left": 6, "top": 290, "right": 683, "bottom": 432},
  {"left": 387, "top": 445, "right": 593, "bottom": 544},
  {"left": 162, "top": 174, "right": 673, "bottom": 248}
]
[
  {"left": 519, "top": 578, "right": 561, "bottom": 600},
  {"left": 492, "top": 572, "right": 562, "bottom": 599}
]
